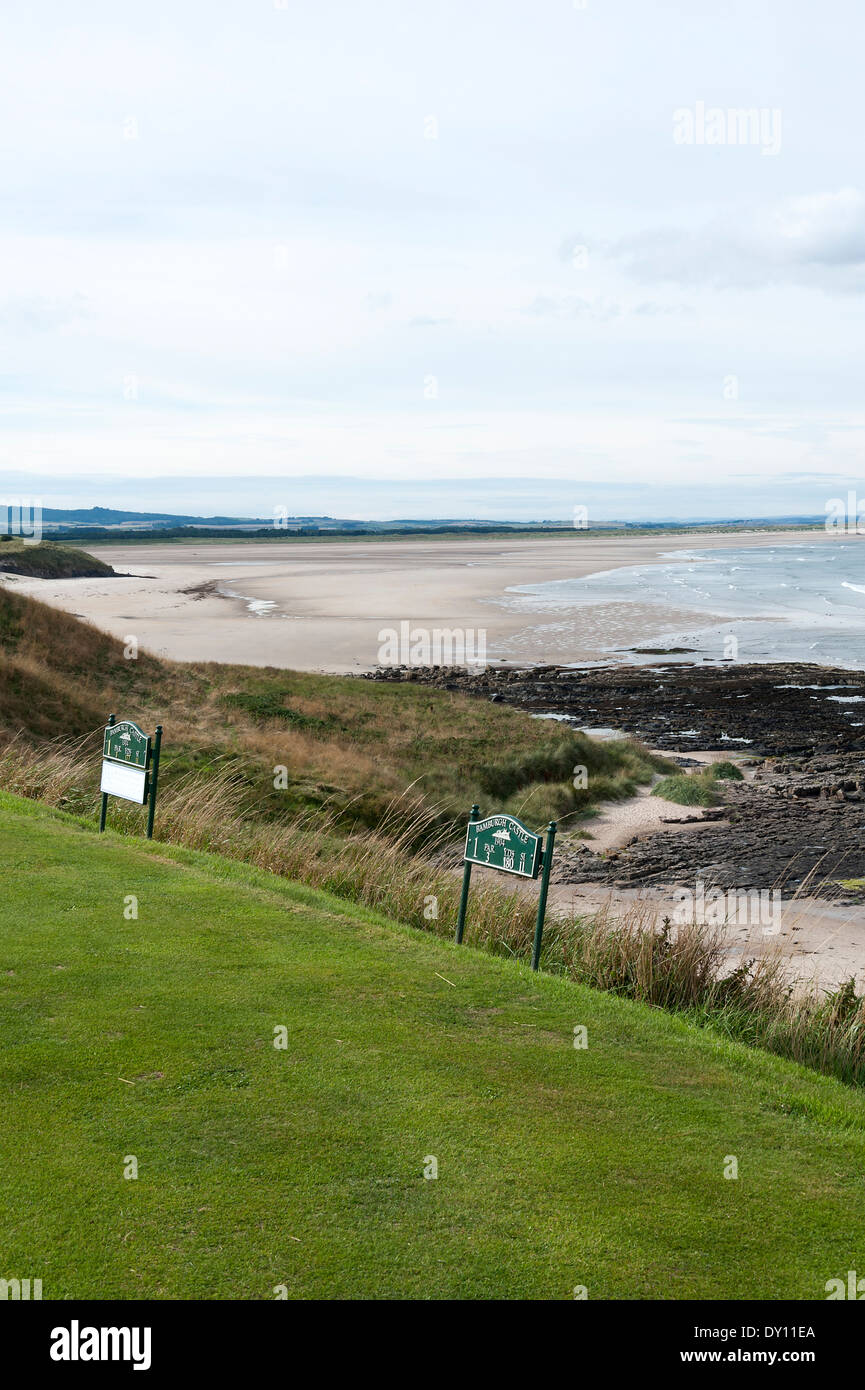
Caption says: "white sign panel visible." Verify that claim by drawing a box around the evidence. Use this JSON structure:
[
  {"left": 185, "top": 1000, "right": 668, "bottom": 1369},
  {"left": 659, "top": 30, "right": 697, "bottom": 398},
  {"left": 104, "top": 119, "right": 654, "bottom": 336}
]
[{"left": 101, "top": 759, "right": 148, "bottom": 805}]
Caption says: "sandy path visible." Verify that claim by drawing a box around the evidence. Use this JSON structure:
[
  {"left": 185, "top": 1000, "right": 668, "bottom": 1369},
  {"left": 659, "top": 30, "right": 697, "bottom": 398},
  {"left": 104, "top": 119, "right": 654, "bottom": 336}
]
[
  {"left": 466, "top": 852, "right": 865, "bottom": 987},
  {"left": 4, "top": 528, "right": 838, "bottom": 672},
  {"left": 572, "top": 753, "right": 865, "bottom": 987},
  {"left": 578, "top": 750, "right": 748, "bottom": 852},
  {"left": 578, "top": 785, "right": 721, "bottom": 852}
]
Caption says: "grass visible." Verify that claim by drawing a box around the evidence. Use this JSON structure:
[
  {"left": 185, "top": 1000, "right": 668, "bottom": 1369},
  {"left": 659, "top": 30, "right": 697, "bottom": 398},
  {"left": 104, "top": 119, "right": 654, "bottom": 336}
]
[
  {"left": 6, "top": 588, "right": 865, "bottom": 1093},
  {"left": 652, "top": 760, "right": 744, "bottom": 808},
  {"left": 6, "top": 740, "right": 865, "bottom": 1089},
  {"left": 3, "top": 790, "right": 865, "bottom": 1300},
  {"left": 0, "top": 539, "right": 115, "bottom": 579},
  {"left": 75, "top": 520, "right": 828, "bottom": 547},
  {"left": 0, "top": 586, "right": 670, "bottom": 830},
  {"left": 0, "top": 738, "right": 550, "bottom": 963},
  {"left": 561, "top": 905, "right": 865, "bottom": 1087},
  {"left": 710, "top": 760, "right": 745, "bottom": 781},
  {"left": 652, "top": 773, "right": 719, "bottom": 807}
]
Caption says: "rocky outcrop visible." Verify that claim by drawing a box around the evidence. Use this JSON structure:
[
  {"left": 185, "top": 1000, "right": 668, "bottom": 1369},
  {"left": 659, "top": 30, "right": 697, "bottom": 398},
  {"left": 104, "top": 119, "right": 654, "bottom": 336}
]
[
  {"left": 567, "top": 755, "right": 865, "bottom": 898},
  {"left": 363, "top": 661, "right": 865, "bottom": 757},
  {"left": 362, "top": 662, "right": 865, "bottom": 899}
]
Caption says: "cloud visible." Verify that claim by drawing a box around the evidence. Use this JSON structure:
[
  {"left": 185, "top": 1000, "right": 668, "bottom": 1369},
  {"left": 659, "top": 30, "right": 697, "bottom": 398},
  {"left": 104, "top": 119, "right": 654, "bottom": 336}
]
[
  {"left": 0, "top": 293, "right": 90, "bottom": 332},
  {"left": 522, "top": 293, "right": 622, "bottom": 322},
  {"left": 364, "top": 291, "right": 395, "bottom": 312},
  {"left": 571, "top": 189, "right": 865, "bottom": 293},
  {"left": 3, "top": 5, "right": 864, "bottom": 498}
]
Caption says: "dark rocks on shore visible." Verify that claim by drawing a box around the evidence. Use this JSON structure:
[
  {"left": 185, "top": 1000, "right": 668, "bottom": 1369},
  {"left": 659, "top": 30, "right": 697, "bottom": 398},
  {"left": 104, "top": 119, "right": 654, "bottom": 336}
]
[
  {"left": 569, "top": 756, "right": 865, "bottom": 899},
  {"left": 364, "top": 660, "right": 865, "bottom": 758},
  {"left": 363, "top": 660, "right": 865, "bottom": 897}
]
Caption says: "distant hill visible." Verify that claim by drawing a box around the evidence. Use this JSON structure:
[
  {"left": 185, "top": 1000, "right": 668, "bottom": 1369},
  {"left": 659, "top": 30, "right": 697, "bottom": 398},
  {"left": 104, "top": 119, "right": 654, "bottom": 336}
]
[
  {"left": 41, "top": 506, "right": 295, "bottom": 528},
  {"left": 34, "top": 504, "right": 828, "bottom": 545}
]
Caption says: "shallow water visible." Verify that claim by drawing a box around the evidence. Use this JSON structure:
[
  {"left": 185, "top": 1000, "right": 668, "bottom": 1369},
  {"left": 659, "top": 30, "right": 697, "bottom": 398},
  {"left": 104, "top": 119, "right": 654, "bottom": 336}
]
[{"left": 503, "top": 542, "right": 865, "bottom": 669}]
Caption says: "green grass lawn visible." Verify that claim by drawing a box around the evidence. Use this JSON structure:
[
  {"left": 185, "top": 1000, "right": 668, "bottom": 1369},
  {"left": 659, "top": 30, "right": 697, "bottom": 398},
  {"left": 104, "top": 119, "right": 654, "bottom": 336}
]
[{"left": 2, "top": 791, "right": 865, "bottom": 1300}]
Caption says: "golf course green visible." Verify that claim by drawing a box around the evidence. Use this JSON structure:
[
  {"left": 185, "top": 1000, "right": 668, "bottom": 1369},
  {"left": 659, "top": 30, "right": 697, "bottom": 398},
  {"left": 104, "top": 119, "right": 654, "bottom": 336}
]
[{"left": 2, "top": 791, "right": 864, "bottom": 1300}]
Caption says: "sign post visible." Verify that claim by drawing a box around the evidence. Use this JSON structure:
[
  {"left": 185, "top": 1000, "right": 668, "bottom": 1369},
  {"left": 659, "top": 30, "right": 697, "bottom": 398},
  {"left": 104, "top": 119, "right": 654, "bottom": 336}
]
[
  {"left": 145, "top": 725, "right": 162, "bottom": 840},
  {"left": 98, "top": 712, "right": 115, "bottom": 833},
  {"left": 531, "top": 820, "right": 557, "bottom": 972},
  {"left": 455, "top": 808, "right": 556, "bottom": 970},
  {"left": 455, "top": 804, "right": 479, "bottom": 945},
  {"left": 98, "top": 714, "right": 163, "bottom": 839}
]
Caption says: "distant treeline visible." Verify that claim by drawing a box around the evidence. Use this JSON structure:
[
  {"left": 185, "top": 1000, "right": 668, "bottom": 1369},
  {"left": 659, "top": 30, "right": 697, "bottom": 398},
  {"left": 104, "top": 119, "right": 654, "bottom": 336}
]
[
  {"left": 44, "top": 519, "right": 824, "bottom": 543},
  {"left": 48, "top": 523, "right": 574, "bottom": 541}
]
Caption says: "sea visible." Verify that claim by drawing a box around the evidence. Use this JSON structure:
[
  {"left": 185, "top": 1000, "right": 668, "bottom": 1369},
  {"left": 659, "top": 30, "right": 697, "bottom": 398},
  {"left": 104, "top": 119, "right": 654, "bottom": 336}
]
[{"left": 504, "top": 542, "right": 865, "bottom": 669}]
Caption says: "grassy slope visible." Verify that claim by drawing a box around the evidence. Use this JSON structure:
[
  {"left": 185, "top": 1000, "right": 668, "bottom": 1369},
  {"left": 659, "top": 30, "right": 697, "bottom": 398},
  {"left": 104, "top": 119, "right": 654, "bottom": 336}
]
[
  {"left": 0, "top": 540, "right": 115, "bottom": 579},
  {"left": 2, "top": 791, "right": 865, "bottom": 1300},
  {"left": 0, "top": 586, "right": 667, "bottom": 827},
  {"left": 0, "top": 586, "right": 170, "bottom": 740}
]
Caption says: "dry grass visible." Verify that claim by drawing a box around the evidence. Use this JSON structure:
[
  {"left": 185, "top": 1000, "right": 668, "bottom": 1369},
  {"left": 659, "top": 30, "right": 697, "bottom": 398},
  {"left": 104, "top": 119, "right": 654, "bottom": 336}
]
[
  {"left": 0, "top": 737, "right": 542, "bottom": 964},
  {"left": 0, "top": 539, "right": 114, "bottom": 578},
  {"left": 0, "top": 586, "right": 668, "bottom": 833}
]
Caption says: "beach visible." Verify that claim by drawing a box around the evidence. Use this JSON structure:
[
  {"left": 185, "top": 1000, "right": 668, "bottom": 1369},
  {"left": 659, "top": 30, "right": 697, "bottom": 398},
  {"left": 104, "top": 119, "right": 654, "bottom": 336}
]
[
  {"left": 2, "top": 528, "right": 845, "bottom": 672},
  {"left": 9, "top": 525, "right": 865, "bottom": 986}
]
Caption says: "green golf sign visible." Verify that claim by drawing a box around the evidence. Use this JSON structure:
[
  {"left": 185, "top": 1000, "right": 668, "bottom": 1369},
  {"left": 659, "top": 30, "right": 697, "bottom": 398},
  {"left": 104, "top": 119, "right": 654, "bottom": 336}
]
[
  {"left": 98, "top": 713, "right": 163, "bottom": 839},
  {"left": 456, "top": 805, "right": 557, "bottom": 971},
  {"left": 464, "top": 813, "right": 542, "bottom": 879},
  {"left": 103, "top": 720, "right": 149, "bottom": 768}
]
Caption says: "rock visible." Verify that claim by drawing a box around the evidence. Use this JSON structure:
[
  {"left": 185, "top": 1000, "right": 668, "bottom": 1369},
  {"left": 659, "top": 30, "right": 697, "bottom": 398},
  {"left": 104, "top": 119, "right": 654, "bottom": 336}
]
[{"left": 356, "top": 660, "right": 865, "bottom": 901}]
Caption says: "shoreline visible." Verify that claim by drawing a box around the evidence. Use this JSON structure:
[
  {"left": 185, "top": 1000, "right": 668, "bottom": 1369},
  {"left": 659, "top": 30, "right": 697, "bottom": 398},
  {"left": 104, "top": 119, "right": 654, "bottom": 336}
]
[{"left": 1, "top": 527, "right": 846, "bottom": 673}]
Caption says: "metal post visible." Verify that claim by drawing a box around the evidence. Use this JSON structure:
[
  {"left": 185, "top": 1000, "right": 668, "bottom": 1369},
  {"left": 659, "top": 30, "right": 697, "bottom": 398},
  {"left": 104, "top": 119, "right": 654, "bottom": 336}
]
[
  {"left": 98, "top": 713, "right": 115, "bottom": 832},
  {"left": 146, "top": 725, "right": 162, "bottom": 840},
  {"left": 455, "top": 803, "right": 480, "bottom": 944},
  {"left": 531, "top": 820, "right": 557, "bottom": 972}
]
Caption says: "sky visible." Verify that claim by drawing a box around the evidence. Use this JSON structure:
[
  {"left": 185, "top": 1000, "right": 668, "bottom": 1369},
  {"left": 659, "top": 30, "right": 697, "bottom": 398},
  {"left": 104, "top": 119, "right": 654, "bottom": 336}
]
[{"left": 1, "top": 0, "right": 864, "bottom": 520}]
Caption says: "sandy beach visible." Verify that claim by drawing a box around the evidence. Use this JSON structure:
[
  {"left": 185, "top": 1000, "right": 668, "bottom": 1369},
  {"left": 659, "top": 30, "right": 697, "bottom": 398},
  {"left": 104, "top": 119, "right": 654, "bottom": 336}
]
[{"left": 2, "top": 528, "right": 839, "bottom": 672}]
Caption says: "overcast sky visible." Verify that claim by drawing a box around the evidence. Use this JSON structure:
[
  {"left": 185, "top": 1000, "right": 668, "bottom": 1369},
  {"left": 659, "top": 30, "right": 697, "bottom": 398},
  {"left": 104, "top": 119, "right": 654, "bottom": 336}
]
[{"left": 1, "top": 0, "right": 864, "bottom": 518}]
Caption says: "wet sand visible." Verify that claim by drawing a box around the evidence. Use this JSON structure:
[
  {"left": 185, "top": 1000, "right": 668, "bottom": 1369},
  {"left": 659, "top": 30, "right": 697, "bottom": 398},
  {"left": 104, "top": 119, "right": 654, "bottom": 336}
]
[{"left": 3, "top": 529, "right": 837, "bottom": 672}]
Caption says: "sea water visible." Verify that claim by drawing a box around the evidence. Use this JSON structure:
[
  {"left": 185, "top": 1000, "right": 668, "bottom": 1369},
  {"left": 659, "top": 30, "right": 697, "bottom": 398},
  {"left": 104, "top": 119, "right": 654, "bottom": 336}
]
[{"left": 503, "top": 542, "right": 865, "bottom": 669}]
